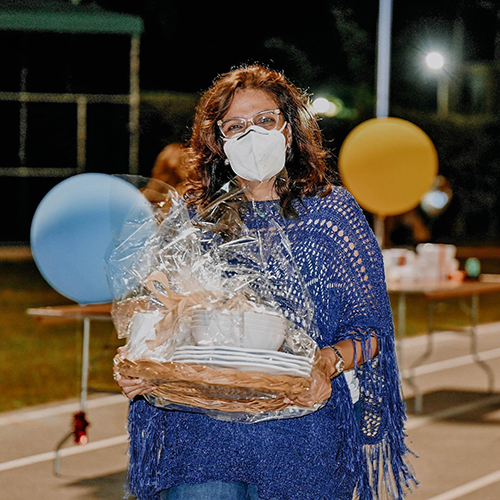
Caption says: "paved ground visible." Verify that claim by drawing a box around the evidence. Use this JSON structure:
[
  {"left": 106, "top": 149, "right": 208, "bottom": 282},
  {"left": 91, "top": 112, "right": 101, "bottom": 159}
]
[
  {"left": 398, "top": 321, "right": 500, "bottom": 500},
  {"left": 1, "top": 322, "right": 500, "bottom": 500}
]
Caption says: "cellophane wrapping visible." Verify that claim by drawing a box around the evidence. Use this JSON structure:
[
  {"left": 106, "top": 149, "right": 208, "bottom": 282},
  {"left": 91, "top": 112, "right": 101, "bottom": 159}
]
[{"left": 106, "top": 176, "right": 331, "bottom": 423}]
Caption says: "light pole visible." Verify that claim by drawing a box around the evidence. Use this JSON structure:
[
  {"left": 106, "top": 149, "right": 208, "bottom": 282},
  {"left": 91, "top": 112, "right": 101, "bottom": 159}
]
[
  {"left": 376, "top": 0, "right": 393, "bottom": 119},
  {"left": 373, "top": 0, "right": 394, "bottom": 248},
  {"left": 425, "top": 51, "right": 449, "bottom": 117}
]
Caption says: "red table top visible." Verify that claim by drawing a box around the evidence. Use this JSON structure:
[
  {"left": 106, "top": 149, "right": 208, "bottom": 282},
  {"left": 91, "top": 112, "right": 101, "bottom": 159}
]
[{"left": 26, "top": 302, "right": 112, "bottom": 319}]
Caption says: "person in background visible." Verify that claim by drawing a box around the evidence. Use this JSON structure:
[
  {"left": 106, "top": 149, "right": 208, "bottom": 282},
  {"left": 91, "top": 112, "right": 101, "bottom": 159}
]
[
  {"left": 151, "top": 142, "right": 190, "bottom": 196},
  {"left": 385, "top": 208, "right": 431, "bottom": 247},
  {"left": 116, "top": 64, "right": 416, "bottom": 500}
]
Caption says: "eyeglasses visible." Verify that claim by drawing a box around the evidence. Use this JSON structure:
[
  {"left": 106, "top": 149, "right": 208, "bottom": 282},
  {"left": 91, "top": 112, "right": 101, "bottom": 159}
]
[{"left": 218, "top": 109, "right": 281, "bottom": 139}]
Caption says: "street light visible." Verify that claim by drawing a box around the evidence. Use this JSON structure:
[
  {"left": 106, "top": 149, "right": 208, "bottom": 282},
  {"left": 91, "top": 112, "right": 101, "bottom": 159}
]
[
  {"left": 425, "top": 52, "right": 445, "bottom": 71},
  {"left": 312, "top": 97, "right": 339, "bottom": 117},
  {"left": 312, "top": 97, "right": 331, "bottom": 114},
  {"left": 425, "top": 51, "right": 449, "bottom": 117}
]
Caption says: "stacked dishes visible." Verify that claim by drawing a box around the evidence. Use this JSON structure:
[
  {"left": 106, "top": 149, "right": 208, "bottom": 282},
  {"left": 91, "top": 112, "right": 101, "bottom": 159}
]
[
  {"left": 191, "top": 310, "right": 286, "bottom": 351},
  {"left": 171, "top": 345, "right": 313, "bottom": 377},
  {"left": 240, "top": 312, "right": 285, "bottom": 350},
  {"left": 191, "top": 310, "right": 238, "bottom": 346},
  {"left": 182, "top": 310, "right": 310, "bottom": 376}
]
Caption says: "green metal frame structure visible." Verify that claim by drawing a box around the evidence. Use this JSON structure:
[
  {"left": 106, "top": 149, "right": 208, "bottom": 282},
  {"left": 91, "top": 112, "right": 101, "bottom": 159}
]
[{"left": 0, "top": 0, "right": 143, "bottom": 177}]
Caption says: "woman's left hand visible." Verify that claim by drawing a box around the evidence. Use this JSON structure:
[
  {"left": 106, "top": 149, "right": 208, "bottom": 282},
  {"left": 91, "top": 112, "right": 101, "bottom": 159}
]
[{"left": 291, "top": 348, "right": 335, "bottom": 407}]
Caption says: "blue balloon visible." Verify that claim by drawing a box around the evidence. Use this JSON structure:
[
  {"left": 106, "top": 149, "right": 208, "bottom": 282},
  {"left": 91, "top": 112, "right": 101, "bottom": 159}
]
[{"left": 31, "top": 173, "right": 155, "bottom": 304}]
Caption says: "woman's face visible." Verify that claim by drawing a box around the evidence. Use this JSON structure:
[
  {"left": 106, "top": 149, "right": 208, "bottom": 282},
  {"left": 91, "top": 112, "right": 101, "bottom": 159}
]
[{"left": 221, "top": 88, "right": 292, "bottom": 147}]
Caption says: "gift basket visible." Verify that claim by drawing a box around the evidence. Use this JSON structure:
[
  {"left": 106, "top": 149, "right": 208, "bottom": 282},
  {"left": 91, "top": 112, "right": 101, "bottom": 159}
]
[{"left": 107, "top": 177, "right": 331, "bottom": 423}]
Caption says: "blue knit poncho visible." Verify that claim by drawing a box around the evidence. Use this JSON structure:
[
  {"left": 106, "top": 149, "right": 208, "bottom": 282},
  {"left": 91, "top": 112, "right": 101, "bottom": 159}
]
[{"left": 126, "top": 187, "right": 416, "bottom": 500}]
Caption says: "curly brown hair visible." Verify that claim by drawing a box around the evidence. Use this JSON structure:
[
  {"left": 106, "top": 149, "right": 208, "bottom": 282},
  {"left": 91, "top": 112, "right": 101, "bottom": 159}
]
[{"left": 183, "top": 63, "right": 339, "bottom": 217}]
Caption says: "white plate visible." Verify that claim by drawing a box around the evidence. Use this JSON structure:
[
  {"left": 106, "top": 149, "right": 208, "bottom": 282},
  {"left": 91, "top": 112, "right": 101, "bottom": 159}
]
[
  {"left": 171, "top": 352, "right": 313, "bottom": 374},
  {"left": 176, "top": 345, "right": 307, "bottom": 355},
  {"left": 174, "top": 345, "right": 314, "bottom": 364},
  {"left": 171, "top": 353, "right": 312, "bottom": 374},
  {"left": 173, "top": 348, "right": 313, "bottom": 367},
  {"left": 172, "top": 350, "right": 313, "bottom": 369},
  {"left": 174, "top": 349, "right": 314, "bottom": 367},
  {"left": 172, "top": 358, "right": 309, "bottom": 376}
]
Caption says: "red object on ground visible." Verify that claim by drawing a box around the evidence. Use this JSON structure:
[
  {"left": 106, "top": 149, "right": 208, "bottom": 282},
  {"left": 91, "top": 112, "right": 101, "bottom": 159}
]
[{"left": 73, "top": 411, "right": 90, "bottom": 445}]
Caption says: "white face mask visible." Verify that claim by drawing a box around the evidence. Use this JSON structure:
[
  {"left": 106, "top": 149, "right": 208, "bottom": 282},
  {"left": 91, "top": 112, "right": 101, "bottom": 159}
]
[{"left": 223, "top": 123, "right": 287, "bottom": 182}]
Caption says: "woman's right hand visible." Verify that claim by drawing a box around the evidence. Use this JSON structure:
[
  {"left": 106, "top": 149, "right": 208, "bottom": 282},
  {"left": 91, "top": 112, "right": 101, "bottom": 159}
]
[
  {"left": 115, "top": 373, "right": 155, "bottom": 399},
  {"left": 114, "top": 346, "right": 155, "bottom": 399}
]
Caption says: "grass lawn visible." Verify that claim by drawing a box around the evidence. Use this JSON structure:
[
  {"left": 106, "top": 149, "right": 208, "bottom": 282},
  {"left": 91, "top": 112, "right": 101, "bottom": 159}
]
[
  {"left": 389, "top": 289, "right": 500, "bottom": 337},
  {"left": 0, "top": 260, "right": 123, "bottom": 413},
  {"left": 1, "top": 256, "right": 499, "bottom": 413}
]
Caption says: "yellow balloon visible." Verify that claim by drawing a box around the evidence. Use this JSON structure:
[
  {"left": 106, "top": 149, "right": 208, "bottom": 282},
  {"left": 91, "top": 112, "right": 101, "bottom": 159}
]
[{"left": 338, "top": 117, "right": 438, "bottom": 216}]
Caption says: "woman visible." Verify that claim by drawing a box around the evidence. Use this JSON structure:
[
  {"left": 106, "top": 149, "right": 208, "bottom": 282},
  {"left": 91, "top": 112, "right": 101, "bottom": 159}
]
[{"left": 117, "top": 64, "right": 416, "bottom": 500}]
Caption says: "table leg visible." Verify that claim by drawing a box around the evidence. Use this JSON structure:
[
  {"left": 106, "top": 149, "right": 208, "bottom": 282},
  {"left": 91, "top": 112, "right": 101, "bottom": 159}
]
[
  {"left": 469, "top": 294, "right": 494, "bottom": 393},
  {"left": 394, "top": 292, "right": 422, "bottom": 413},
  {"left": 407, "top": 301, "right": 436, "bottom": 414},
  {"left": 80, "top": 317, "right": 90, "bottom": 412},
  {"left": 395, "top": 292, "right": 406, "bottom": 368},
  {"left": 54, "top": 317, "right": 91, "bottom": 475}
]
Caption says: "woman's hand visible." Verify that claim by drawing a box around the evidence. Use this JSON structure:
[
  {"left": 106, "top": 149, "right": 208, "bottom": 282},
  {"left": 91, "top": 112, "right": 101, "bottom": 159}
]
[
  {"left": 114, "top": 346, "right": 155, "bottom": 399},
  {"left": 291, "top": 348, "right": 335, "bottom": 408},
  {"left": 114, "top": 373, "right": 155, "bottom": 399}
]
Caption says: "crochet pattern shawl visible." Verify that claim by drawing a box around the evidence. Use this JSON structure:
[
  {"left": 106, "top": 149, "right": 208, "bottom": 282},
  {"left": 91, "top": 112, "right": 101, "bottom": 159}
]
[{"left": 126, "top": 187, "right": 416, "bottom": 500}]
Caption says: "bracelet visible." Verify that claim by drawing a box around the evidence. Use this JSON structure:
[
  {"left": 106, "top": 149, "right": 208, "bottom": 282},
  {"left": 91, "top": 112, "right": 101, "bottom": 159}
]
[{"left": 329, "top": 345, "right": 345, "bottom": 378}]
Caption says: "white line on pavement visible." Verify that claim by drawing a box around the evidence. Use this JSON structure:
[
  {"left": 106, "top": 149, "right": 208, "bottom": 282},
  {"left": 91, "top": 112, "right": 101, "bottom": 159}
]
[
  {"left": 406, "top": 394, "right": 500, "bottom": 430},
  {"left": 0, "top": 394, "right": 127, "bottom": 427},
  {"left": 2, "top": 393, "right": 496, "bottom": 473},
  {"left": 0, "top": 434, "right": 129, "bottom": 473},
  {"left": 401, "top": 347, "right": 500, "bottom": 378},
  {"left": 397, "top": 321, "right": 500, "bottom": 349},
  {"left": 427, "top": 468, "right": 500, "bottom": 500}
]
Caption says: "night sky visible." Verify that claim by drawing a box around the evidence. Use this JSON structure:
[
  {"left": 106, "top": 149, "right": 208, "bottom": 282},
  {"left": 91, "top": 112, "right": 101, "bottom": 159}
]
[
  {"left": 1, "top": 1, "right": 496, "bottom": 107},
  {"left": 92, "top": 0, "right": 498, "bottom": 98},
  {"left": 0, "top": 0, "right": 498, "bottom": 244}
]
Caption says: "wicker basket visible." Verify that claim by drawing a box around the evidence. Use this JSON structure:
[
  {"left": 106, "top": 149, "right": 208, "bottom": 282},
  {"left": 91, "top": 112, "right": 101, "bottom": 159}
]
[{"left": 115, "top": 355, "right": 330, "bottom": 414}]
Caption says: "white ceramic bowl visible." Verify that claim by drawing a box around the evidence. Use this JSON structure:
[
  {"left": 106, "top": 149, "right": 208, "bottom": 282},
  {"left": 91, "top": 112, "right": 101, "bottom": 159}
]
[
  {"left": 192, "top": 316, "right": 283, "bottom": 327},
  {"left": 243, "top": 314, "right": 283, "bottom": 322},
  {"left": 191, "top": 315, "right": 238, "bottom": 346},
  {"left": 243, "top": 311, "right": 281, "bottom": 321},
  {"left": 190, "top": 310, "right": 286, "bottom": 350},
  {"left": 191, "top": 310, "right": 237, "bottom": 318},
  {"left": 191, "top": 318, "right": 235, "bottom": 328},
  {"left": 241, "top": 324, "right": 285, "bottom": 350},
  {"left": 243, "top": 323, "right": 285, "bottom": 330}
]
